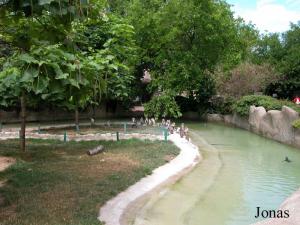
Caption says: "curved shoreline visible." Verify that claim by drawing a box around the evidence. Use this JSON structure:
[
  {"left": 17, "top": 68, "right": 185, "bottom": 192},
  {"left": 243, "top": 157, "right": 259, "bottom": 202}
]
[{"left": 98, "top": 133, "right": 201, "bottom": 225}]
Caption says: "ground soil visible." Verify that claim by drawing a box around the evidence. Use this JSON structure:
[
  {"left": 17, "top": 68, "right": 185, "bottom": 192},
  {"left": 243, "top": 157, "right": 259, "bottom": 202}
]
[{"left": 0, "top": 157, "right": 15, "bottom": 173}]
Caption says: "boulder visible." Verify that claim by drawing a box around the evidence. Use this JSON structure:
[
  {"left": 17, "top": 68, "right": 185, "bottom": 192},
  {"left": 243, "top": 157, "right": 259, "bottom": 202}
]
[
  {"left": 282, "top": 106, "right": 299, "bottom": 121},
  {"left": 249, "top": 106, "right": 267, "bottom": 133},
  {"left": 232, "top": 113, "right": 250, "bottom": 130},
  {"left": 259, "top": 107, "right": 297, "bottom": 144},
  {"left": 294, "top": 129, "right": 300, "bottom": 148}
]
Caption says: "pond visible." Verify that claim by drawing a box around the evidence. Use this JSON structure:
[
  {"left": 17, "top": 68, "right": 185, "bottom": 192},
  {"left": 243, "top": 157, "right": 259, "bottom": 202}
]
[{"left": 132, "top": 123, "right": 300, "bottom": 225}]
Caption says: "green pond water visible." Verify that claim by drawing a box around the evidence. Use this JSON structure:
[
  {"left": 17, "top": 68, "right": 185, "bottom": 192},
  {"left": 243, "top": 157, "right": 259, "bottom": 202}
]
[{"left": 132, "top": 123, "right": 300, "bottom": 225}]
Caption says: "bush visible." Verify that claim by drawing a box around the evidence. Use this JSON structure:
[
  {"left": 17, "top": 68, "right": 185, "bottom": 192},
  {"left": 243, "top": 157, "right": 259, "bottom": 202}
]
[
  {"left": 209, "top": 96, "right": 234, "bottom": 114},
  {"left": 143, "top": 94, "right": 182, "bottom": 118},
  {"left": 232, "top": 95, "right": 300, "bottom": 117},
  {"left": 292, "top": 119, "right": 300, "bottom": 129},
  {"left": 216, "top": 63, "right": 280, "bottom": 98}
]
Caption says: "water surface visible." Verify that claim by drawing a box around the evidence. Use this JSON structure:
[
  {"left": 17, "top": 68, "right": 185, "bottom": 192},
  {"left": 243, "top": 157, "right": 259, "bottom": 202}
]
[{"left": 133, "top": 123, "right": 300, "bottom": 225}]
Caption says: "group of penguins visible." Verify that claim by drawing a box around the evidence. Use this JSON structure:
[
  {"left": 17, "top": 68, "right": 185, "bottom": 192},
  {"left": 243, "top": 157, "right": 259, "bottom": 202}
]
[{"left": 131, "top": 117, "right": 190, "bottom": 140}]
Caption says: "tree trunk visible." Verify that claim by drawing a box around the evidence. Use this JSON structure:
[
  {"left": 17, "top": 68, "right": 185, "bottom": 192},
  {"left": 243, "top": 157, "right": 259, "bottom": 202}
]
[
  {"left": 20, "top": 92, "right": 26, "bottom": 152},
  {"left": 92, "top": 105, "right": 96, "bottom": 118},
  {"left": 75, "top": 107, "right": 79, "bottom": 130}
]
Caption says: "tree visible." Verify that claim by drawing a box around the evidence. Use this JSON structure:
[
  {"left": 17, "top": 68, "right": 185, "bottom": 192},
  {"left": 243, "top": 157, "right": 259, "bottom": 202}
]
[
  {"left": 216, "top": 62, "right": 280, "bottom": 98},
  {"left": 0, "top": 0, "right": 137, "bottom": 150},
  {"left": 0, "top": 0, "right": 109, "bottom": 150},
  {"left": 71, "top": 13, "right": 137, "bottom": 112},
  {"left": 122, "top": 0, "right": 244, "bottom": 117},
  {"left": 252, "top": 22, "right": 300, "bottom": 99},
  {"left": 144, "top": 93, "right": 182, "bottom": 119}
]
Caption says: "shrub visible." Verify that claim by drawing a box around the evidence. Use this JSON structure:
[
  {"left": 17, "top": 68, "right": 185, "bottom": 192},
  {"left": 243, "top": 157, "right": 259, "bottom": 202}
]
[
  {"left": 209, "top": 96, "right": 234, "bottom": 114},
  {"left": 216, "top": 62, "right": 280, "bottom": 98},
  {"left": 143, "top": 94, "right": 182, "bottom": 118},
  {"left": 232, "top": 95, "right": 300, "bottom": 117},
  {"left": 292, "top": 119, "right": 300, "bottom": 129}
]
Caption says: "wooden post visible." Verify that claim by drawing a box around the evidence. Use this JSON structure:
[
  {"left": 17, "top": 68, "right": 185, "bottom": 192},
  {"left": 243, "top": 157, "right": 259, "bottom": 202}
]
[
  {"left": 87, "top": 145, "right": 105, "bottom": 156},
  {"left": 64, "top": 131, "right": 67, "bottom": 142},
  {"left": 20, "top": 93, "right": 26, "bottom": 152},
  {"left": 164, "top": 129, "right": 168, "bottom": 142},
  {"left": 0, "top": 122, "right": 2, "bottom": 132},
  {"left": 116, "top": 131, "right": 120, "bottom": 141}
]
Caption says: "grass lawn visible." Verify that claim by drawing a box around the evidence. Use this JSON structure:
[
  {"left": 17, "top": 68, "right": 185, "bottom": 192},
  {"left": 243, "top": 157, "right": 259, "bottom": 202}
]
[{"left": 0, "top": 139, "right": 179, "bottom": 225}]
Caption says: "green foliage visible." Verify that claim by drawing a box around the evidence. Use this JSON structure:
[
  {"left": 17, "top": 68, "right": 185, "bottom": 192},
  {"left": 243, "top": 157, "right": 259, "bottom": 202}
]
[
  {"left": 210, "top": 96, "right": 234, "bottom": 115},
  {"left": 65, "top": 14, "right": 137, "bottom": 104},
  {"left": 0, "top": 44, "right": 96, "bottom": 110},
  {"left": 252, "top": 23, "right": 300, "bottom": 99},
  {"left": 232, "top": 95, "right": 300, "bottom": 117},
  {"left": 121, "top": 0, "right": 243, "bottom": 116},
  {"left": 0, "top": 0, "right": 137, "bottom": 112},
  {"left": 216, "top": 62, "right": 280, "bottom": 98},
  {"left": 292, "top": 119, "right": 300, "bottom": 129},
  {"left": 144, "top": 94, "right": 182, "bottom": 118}
]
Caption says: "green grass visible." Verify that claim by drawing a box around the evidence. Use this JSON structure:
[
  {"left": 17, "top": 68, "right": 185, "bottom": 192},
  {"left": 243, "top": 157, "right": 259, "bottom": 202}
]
[{"left": 0, "top": 138, "right": 179, "bottom": 225}]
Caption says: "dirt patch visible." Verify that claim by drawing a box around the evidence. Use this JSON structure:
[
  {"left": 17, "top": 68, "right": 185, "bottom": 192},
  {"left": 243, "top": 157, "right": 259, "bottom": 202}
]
[
  {"left": 75, "top": 153, "right": 140, "bottom": 178},
  {"left": 0, "top": 157, "right": 15, "bottom": 172}
]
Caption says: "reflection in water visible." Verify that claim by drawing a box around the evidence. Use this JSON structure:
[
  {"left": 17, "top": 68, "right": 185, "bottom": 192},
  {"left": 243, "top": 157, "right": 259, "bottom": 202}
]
[{"left": 132, "top": 123, "right": 300, "bottom": 225}]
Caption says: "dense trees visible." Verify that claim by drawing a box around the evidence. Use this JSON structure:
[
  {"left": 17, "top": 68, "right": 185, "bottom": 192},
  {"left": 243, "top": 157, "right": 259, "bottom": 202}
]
[
  {"left": 119, "top": 0, "right": 253, "bottom": 117},
  {"left": 252, "top": 23, "right": 300, "bottom": 99},
  {"left": 0, "top": 0, "right": 136, "bottom": 150},
  {"left": 0, "top": 0, "right": 300, "bottom": 151}
]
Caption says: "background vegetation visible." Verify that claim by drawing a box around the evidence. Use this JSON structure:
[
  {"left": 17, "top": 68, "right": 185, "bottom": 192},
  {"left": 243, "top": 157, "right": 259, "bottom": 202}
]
[
  {"left": 1, "top": 0, "right": 300, "bottom": 143},
  {"left": 232, "top": 95, "right": 300, "bottom": 117}
]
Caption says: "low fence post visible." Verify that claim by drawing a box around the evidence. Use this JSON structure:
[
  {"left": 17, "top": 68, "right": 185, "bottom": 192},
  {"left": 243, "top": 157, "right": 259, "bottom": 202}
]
[
  {"left": 124, "top": 122, "right": 127, "bottom": 133},
  {"left": 164, "top": 129, "right": 168, "bottom": 142},
  {"left": 116, "top": 131, "right": 120, "bottom": 141},
  {"left": 64, "top": 131, "right": 67, "bottom": 142}
]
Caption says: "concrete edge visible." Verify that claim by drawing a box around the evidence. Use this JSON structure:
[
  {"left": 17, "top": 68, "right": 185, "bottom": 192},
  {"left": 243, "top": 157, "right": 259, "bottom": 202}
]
[{"left": 98, "top": 133, "right": 201, "bottom": 225}]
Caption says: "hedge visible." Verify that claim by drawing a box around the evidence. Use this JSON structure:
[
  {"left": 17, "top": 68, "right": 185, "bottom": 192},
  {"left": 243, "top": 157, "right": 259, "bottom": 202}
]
[{"left": 232, "top": 95, "right": 300, "bottom": 117}]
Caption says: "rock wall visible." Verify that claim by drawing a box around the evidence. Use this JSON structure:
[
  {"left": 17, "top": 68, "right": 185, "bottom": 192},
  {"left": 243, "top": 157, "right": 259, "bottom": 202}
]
[{"left": 207, "top": 105, "right": 300, "bottom": 149}]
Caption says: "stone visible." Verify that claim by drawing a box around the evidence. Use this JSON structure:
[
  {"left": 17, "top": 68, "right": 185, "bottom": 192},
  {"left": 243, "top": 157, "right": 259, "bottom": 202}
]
[
  {"left": 207, "top": 114, "right": 224, "bottom": 122},
  {"left": 258, "top": 107, "right": 298, "bottom": 144},
  {"left": 282, "top": 106, "right": 299, "bottom": 121},
  {"left": 249, "top": 106, "right": 267, "bottom": 133},
  {"left": 294, "top": 128, "right": 300, "bottom": 148}
]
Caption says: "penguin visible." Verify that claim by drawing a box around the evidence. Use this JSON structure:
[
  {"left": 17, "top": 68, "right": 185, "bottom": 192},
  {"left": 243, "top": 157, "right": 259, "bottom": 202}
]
[{"left": 283, "top": 157, "right": 292, "bottom": 163}]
